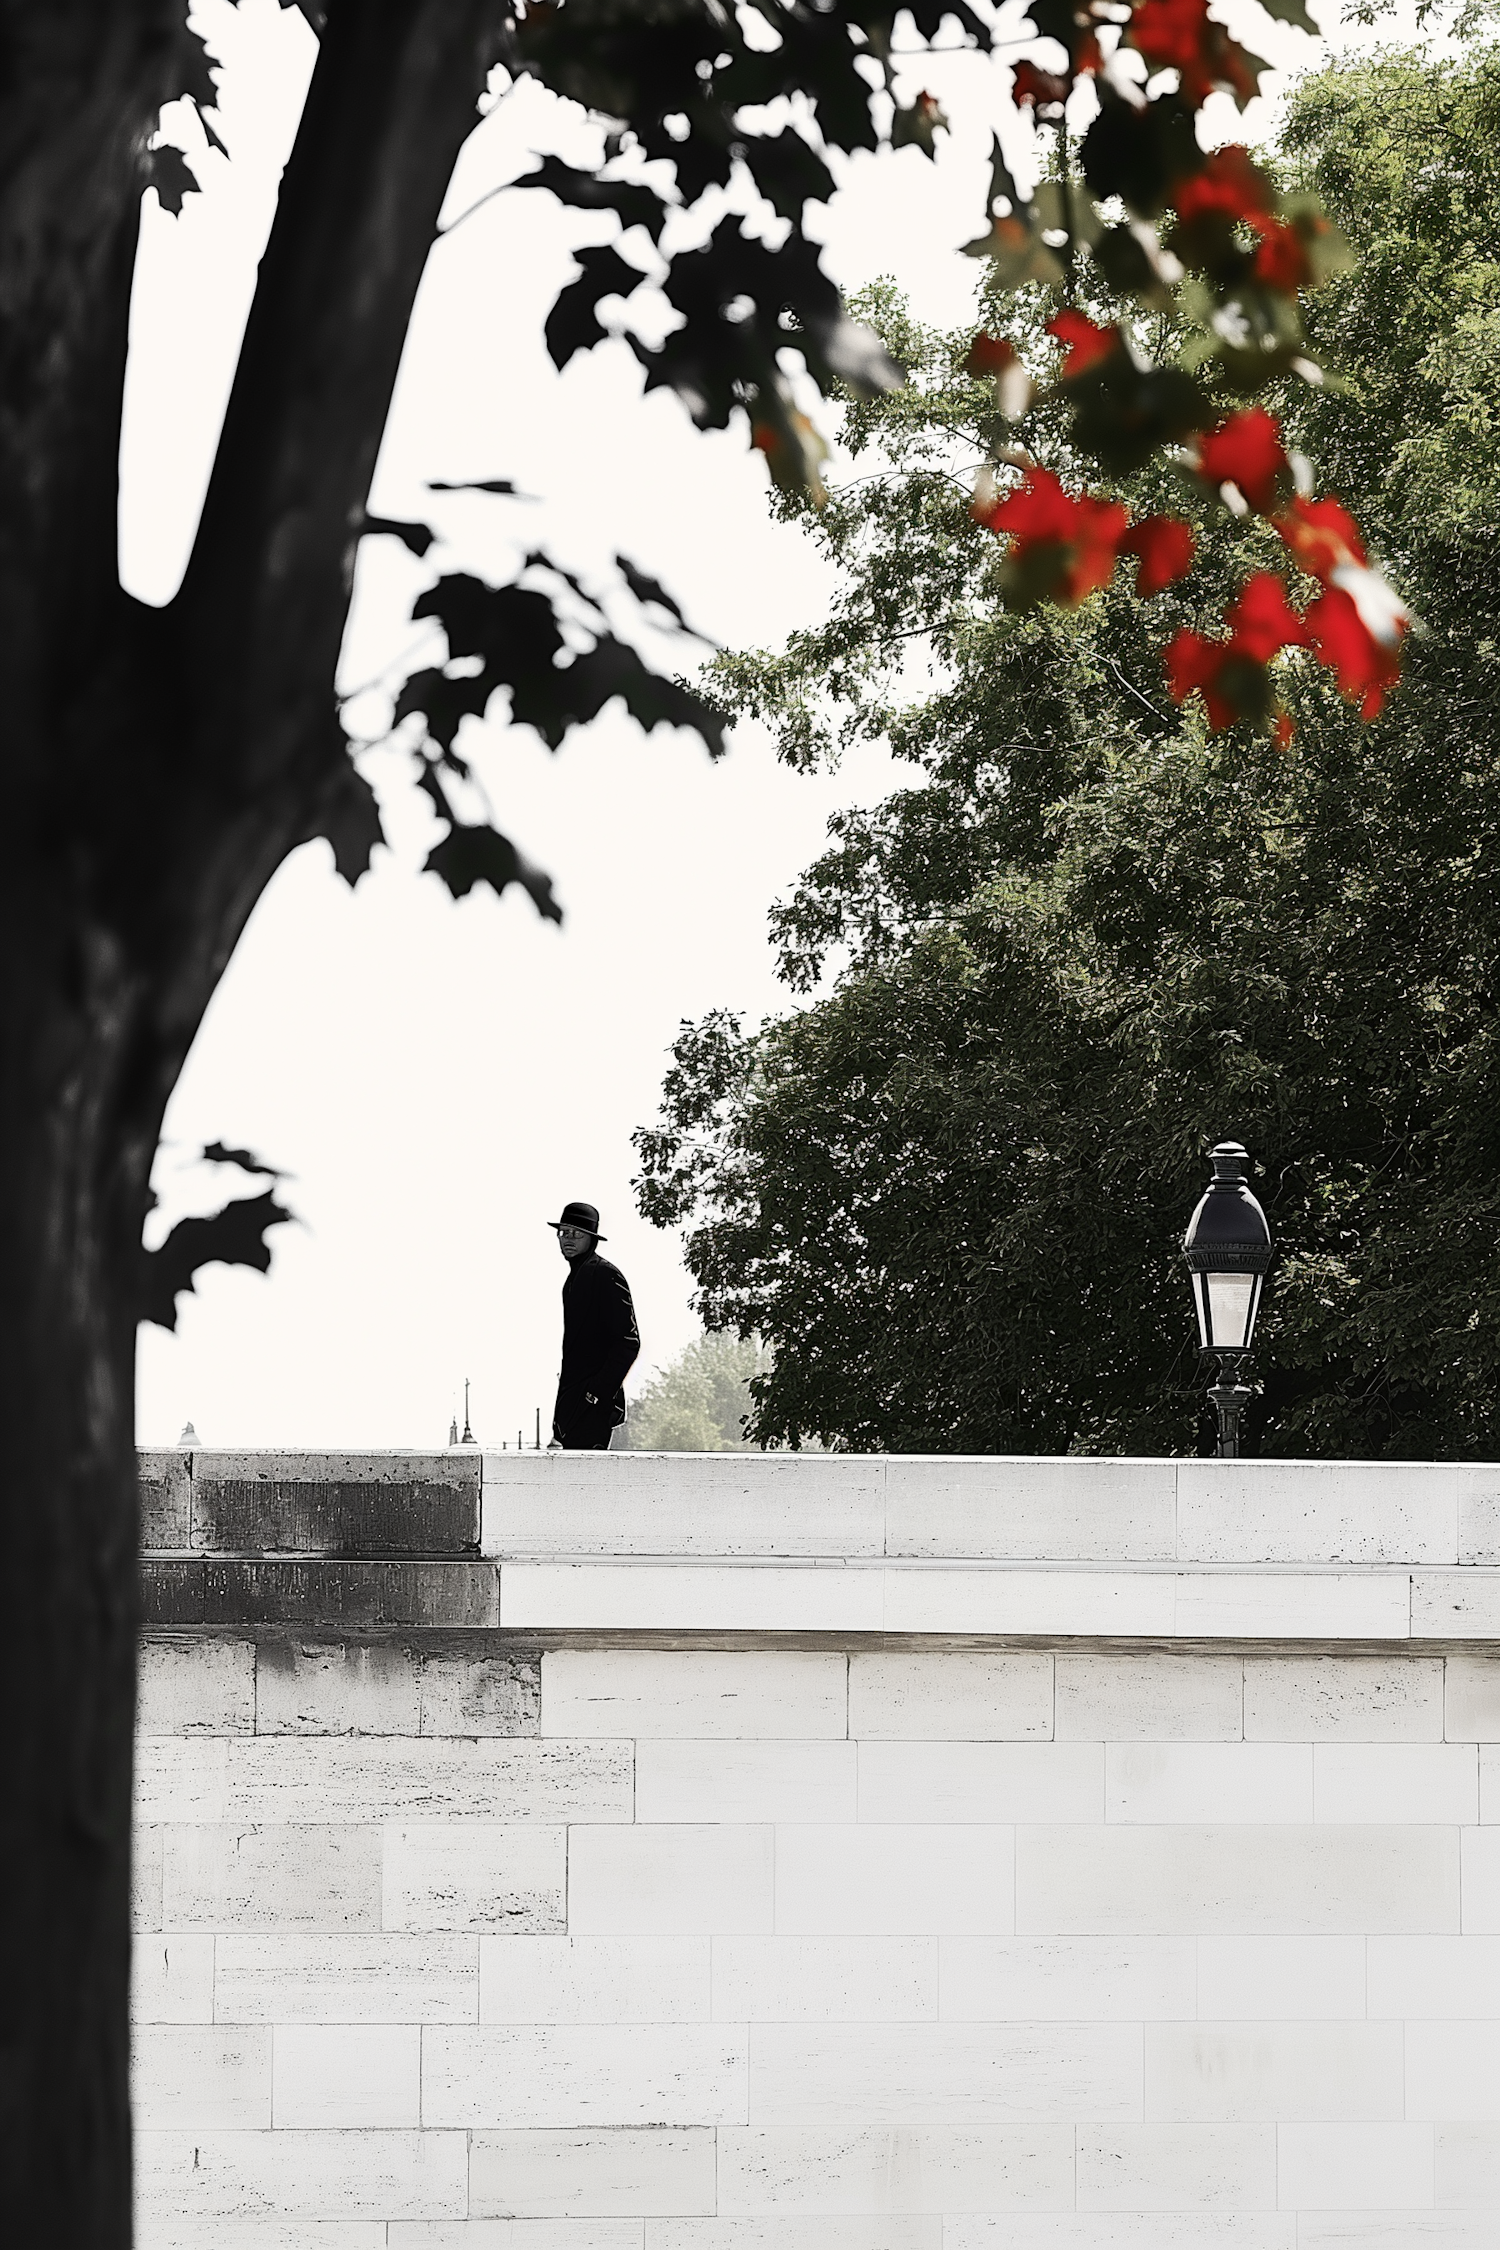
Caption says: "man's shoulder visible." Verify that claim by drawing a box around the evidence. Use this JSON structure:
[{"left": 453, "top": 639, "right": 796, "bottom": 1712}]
[{"left": 572, "top": 1252, "right": 631, "bottom": 1289}]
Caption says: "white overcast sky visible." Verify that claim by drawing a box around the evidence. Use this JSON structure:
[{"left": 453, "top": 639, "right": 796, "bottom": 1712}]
[{"left": 130, "top": 0, "right": 1410, "bottom": 1449}]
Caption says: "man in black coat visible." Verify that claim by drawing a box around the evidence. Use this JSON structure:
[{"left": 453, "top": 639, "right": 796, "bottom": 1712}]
[{"left": 548, "top": 1200, "right": 640, "bottom": 1450}]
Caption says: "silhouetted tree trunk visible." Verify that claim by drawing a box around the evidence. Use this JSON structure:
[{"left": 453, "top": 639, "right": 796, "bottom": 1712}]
[{"left": 0, "top": 5, "right": 497, "bottom": 2236}]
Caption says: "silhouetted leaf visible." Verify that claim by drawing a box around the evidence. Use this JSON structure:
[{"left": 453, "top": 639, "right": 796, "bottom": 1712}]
[
  {"left": 513, "top": 154, "right": 668, "bottom": 241},
  {"left": 145, "top": 144, "right": 199, "bottom": 215},
  {"left": 545, "top": 243, "right": 648, "bottom": 368},
  {"left": 425, "top": 823, "right": 562, "bottom": 922},
  {"left": 427, "top": 478, "right": 523, "bottom": 495},
  {"left": 202, "top": 1143, "right": 281, "bottom": 1178},
  {"left": 362, "top": 514, "right": 435, "bottom": 556},
  {"left": 141, "top": 1191, "right": 292, "bottom": 1330},
  {"left": 616, "top": 554, "right": 711, "bottom": 640},
  {"left": 741, "top": 129, "right": 835, "bottom": 221}
]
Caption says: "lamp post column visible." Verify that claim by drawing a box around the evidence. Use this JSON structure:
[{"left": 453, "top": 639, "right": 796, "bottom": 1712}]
[{"left": 1183, "top": 1142, "right": 1273, "bottom": 1462}]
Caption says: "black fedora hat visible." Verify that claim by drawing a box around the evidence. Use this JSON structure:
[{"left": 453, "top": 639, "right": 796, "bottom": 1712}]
[{"left": 547, "top": 1200, "right": 605, "bottom": 1239}]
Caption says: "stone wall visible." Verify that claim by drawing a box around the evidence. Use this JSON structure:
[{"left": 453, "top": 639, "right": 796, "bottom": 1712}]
[{"left": 133, "top": 1450, "right": 1500, "bottom": 2248}]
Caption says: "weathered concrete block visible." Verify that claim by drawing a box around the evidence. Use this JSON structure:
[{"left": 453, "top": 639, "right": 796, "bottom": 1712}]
[
  {"left": 134, "top": 1823, "right": 164, "bottom": 1932},
  {"left": 382, "top": 1824, "right": 565, "bottom": 1933},
  {"left": 1462, "top": 1830, "right": 1500, "bottom": 1932},
  {"left": 132, "top": 2026, "right": 272, "bottom": 2129},
  {"left": 568, "top": 1825, "right": 775, "bottom": 1935},
  {"left": 711, "top": 1937, "right": 936, "bottom": 2024},
  {"left": 1016, "top": 1824, "right": 1459, "bottom": 1934},
  {"left": 273, "top": 2024, "right": 421, "bottom": 2127},
  {"left": 1104, "top": 1744, "right": 1312, "bottom": 1826},
  {"left": 1436, "top": 2122, "right": 1500, "bottom": 2209},
  {"left": 482, "top": 1449, "right": 884, "bottom": 1559},
  {"left": 421, "top": 2026, "right": 750, "bottom": 2128},
  {"left": 1196, "top": 1936, "right": 1367, "bottom": 2022},
  {"left": 131, "top": 1933, "right": 215, "bottom": 2023},
  {"left": 857, "top": 1743, "right": 1100, "bottom": 1826},
  {"left": 775, "top": 1825, "right": 1013, "bottom": 1936},
  {"left": 191, "top": 1450, "right": 480, "bottom": 1555},
  {"left": 255, "top": 1639, "right": 422, "bottom": 1737},
  {"left": 650, "top": 2226, "right": 940, "bottom": 2250},
  {"left": 136, "top": 2224, "right": 388, "bottom": 2249},
  {"left": 134, "top": 2128, "right": 467, "bottom": 2221},
  {"left": 1412, "top": 1571, "right": 1500, "bottom": 1640},
  {"left": 1369, "top": 1935, "right": 1500, "bottom": 2020},
  {"left": 636, "top": 1740, "right": 857, "bottom": 1825},
  {"left": 1055, "top": 1655, "right": 1243, "bottom": 1744},
  {"left": 1177, "top": 1461, "right": 1457, "bottom": 1566},
  {"left": 883, "top": 1565, "right": 1174, "bottom": 1639},
  {"left": 716, "top": 2125, "right": 1075, "bottom": 2213},
  {"left": 221, "top": 1736, "right": 631, "bottom": 1825},
  {"left": 200, "top": 1561, "right": 499, "bottom": 1630},
  {"left": 139, "top": 1637, "right": 255, "bottom": 1735},
  {"left": 137, "top": 1737, "right": 230, "bottom": 1822},
  {"left": 161, "top": 1824, "right": 383, "bottom": 1930},
  {"left": 1245, "top": 1657, "right": 1444, "bottom": 1743},
  {"left": 1145, "top": 2023, "right": 1403, "bottom": 2121},
  {"left": 1276, "top": 2122, "right": 1434, "bottom": 2212},
  {"left": 480, "top": 1935, "right": 711, "bottom": 2025},
  {"left": 848, "top": 1654, "right": 1053, "bottom": 1743},
  {"left": 1077, "top": 2123, "right": 1276, "bottom": 2211},
  {"left": 1173, "top": 1570, "right": 1409, "bottom": 1641},
  {"left": 139, "top": 1449, "right": 192, "bottom": 1549},
  {"left": 541, "top": 1651, "right": 847, "bottom": 1742},
  {"left": 468, "top": 2127, "right": 716, "bottom": 2217},
  {"left": 141, "top": 1559, "right": 207, "bottom": 1626},
  {"left": 1313, "top": 1743, "right": 1478, "bottom": 1825},
  {"left": 419, "top": 1649, "right": 541, "bottom": 1737},
  {"left": 938, "top": 1938, "right": 1194, "bottom": 2023},
  {"left": 884, "top": 1456, "right": 1175, "bottom": 1563},
  {"left": 1446, "top": 1657, "right": 1500, "bottom": 1742},
  {"left": 747, "top": 2023, "right": 1141, "bottom": 2125},
  {"left": 1406, "top": 2019, "right": 1500, "bottom": 2122},
  {"left": 948, "top": 2223, "right": 1292, "bottom": 2249},
  {"left": 214, "top": 1933, "right": 479, "bottom": 2023}
]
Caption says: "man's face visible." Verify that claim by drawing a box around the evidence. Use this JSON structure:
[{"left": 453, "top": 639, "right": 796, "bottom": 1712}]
[{"left": 556, "top": 1223, "right": 594, "bottom": 1260}]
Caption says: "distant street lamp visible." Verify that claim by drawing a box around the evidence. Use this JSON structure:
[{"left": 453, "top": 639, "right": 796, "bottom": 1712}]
[{"left": 1183, "top": 1141, "right": 1273, "bottom": 1459}]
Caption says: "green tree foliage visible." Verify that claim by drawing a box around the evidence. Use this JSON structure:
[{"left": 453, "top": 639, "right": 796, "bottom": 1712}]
[
  {"left": 623, "top": 1330, "right": 772, "bottom": 1452},
  {"left": 635, "top": 45, "right": 1500, "bottom": 1460}
]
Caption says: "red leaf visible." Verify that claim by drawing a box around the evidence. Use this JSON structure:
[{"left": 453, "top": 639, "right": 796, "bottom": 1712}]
[
  {"left": 1165, "top": 630, "right": 1238, "bottom": 730},
  {"left": 1047, "top": 309, "right": 1121, "bottom": 381},
  {"left": 1012, "top": 60, "right": 1071, "bottom": 108},
  {"left": 1306, "top": 584, "right": 1403, "bottom": 717},
  {"left": 1226, "top": 571, "right": 1307, "bottom": 664},
  {"left": 1131, "top": 3, "right": 1261, "bottom": 108},
  {"left": 1275, "top": 494, "right": 1367, "bottom": 582},
  {"left": 1173, "top": 144, "right": 1275, "bottom": 224},
  {"left": 1120, "top": 514, "right": 1195, "bottom": 596},
  {"left": 978, "top": 467, "right": 1129, "bottom": 606},
  {"left": 965, "top": 331, "right": 1018, "bottom": 377},
  {"left": 1250, "top": 215, "right": 1312, "bottom": 291},
  {"left": 1197, "top": 407, "right": 1290, "bottom": 513}
]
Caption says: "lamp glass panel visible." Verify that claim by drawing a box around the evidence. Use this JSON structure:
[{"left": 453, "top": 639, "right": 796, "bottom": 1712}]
[{"left": 1205, "top": 1270, "right": 1256, "bottom": 1351}]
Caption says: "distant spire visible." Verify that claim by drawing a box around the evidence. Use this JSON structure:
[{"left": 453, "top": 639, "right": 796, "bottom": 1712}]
[
  {"left": 177, "top": 1420, "right": 199, "bottom": 1449},
  {"left": 461, "top": 1378, "right": 475, "bottom": 1446},
  {"left": 448, "top": 1414, "right": 459, "bottom": 1447}
]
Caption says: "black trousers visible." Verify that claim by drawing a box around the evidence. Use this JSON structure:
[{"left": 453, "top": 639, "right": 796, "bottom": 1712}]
[{"left": 553, "top": 1399, "right": 617, "bottom": 1451}]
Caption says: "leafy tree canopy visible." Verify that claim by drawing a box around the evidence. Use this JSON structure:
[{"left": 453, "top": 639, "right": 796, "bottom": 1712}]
[
  {"left": 623, "top": 1329, "right": 773, "bottom": 1451},
  {"left": 635, "top": 42, "right": 1500, "bottom": 1460}
]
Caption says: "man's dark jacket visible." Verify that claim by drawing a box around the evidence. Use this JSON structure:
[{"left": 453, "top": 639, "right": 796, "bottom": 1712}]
[{"left": 554, "top": 1248, "right": 640, "bottom": 1442}]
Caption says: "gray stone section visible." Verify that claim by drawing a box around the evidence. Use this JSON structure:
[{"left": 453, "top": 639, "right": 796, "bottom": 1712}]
[
  {"left": 190, "top": 1449, "right": 480, "bottom": 1555},
  {"left": 141, "top": 1559, "right": 499, "bottom": 1629},
  {"left": 139, "top": 1450, "right": 191, "bottom": 1548}
]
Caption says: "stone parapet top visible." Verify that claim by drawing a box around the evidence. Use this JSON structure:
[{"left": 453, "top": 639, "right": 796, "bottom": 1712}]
[{"left": 135, "top": 1449, "right": 1500, "bottom": 1646}]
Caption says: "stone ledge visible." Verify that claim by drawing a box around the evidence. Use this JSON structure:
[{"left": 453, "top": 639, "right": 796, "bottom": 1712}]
[
  {"left": 139, "top": 1450, "right": 480, "bottom": 1556},
  {"left": 141, "top": 1559, "right": 498, "bottom": 1629}
]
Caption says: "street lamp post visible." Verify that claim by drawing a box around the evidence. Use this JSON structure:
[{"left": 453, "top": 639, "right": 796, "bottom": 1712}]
[{"left": 1183, "top": 1141, "right": 1273, "bottom": 1459}]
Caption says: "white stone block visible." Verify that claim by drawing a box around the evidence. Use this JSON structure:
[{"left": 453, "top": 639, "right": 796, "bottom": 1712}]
[
  {"left": 1196, "top": 1936, "right": 1366, "bottom": 2022},
  {"left": 1407, "top": 2020, "right": 1500, "bottom": 2121},
  {"left": 418, "top": 1652, "right": 540, "bottom": 1737},
  {"left": 712, "top": 1937, "right": 936, "bottom": 2023},
  {"left": 1054, "top": 1654, "right": 1243, "bottom": 1743},
  {"left": 222, "top": 1737, "right": 632, "bottom": 1824},
  {"left": 508, "top": 1562, "right": 884, "bottom": 1634},
  {"left": 255, "top": 1640, "right": 421, "bottom": 1736},
  {"left": 1480, "top": 1747, "right": 1500, "bottom": 1822},
  {"left": 1105, "top": 1744, "right": 1311, "bottom": 1825},
  {"left": 1077, "top": 2123, "right": 1275, "bottom": 2210},
  {"left": 636, "top": 1741, "right": 857, "bottom": 1824},
  {"left": 1412, "top": 1572, "right": 1500, "bottom": 1639},
  {"left": 569, "top": 1826, "right": 774, "bottom": 1934},
  {"left": 646, "top": 2225, "right": 939, "bottom": 2250},
  {"left": 482, "top": 1448, "right": 885, "bottom": 1559},
  {"left": 947, "top": 2221, "right": 1294, "bottom": 2248},
  {"left": 1176, "top": 1461, "right": 1457, "bottom": 1564},
  {"left": 939, "top": 1937, "right": 1195, "bottom": 2022},
  {"left": 139, "top": 1638, "right": 255, "bottom": 1735},
  {"left": 135, "top": 1823, "right": 164, "bottom": 1931},
  {"left": 1299, "top": 2220, "right": 1500, "bottom": 2248},
  {"left": 1017, "top": 1823, "right": 1459, "bottom": 1934},
  {"left": 748, "top": 2022, "right": 1142, "bottom": 2125},
  {"left": 1173, "top": 1571, "right": 1410, "bottom": 1641},
  {"left": 131, "top": 1933, "right": 215, "bottom": 2022},
  {"left": 135, "top": 2129, "right": 467, "bottom": 2221},
  {"left": 137, "top": 1738, "right": 230, "bottom": 1822},
  {"left": 1436, "top": 2122, "right": 1500, "bottom": 2208},
  {"left": 214, "top": 1934, "right": 478, "bottom": 2022},
  {"left": 1444, "top": 1658, "right": 1500, "bottom": 1742},
  {"left": 131, "top": 2026, "right": 271, "bottom": 2129},
  {"left": 716, "top": 2125, "right": 1074, "bottom": 2212},
  {"left": 858, "top": 1743, "right": 1100, "bottom": 1825},
  {"left": 390, "top": 2228, "right": 643, "bottom": 2250},
  {"left": 468, "top": 2127, "right": 715, "bottom": 2216},
  {"left": 774, "top": 1825, "right": 1012, "bottom": 1935},
  {"left": 1369, "top": 1935, "right": 1500, "bottom": 2019},
  {"left": 884, "top": 1456, "right": 1175, "bottom": 1562},
  {"left": 1315, "top": 1744, "right": 1478, "bottom": 1824},
  {"left": 1278, "top": 2123, "right": 1434, "bottom": 2210},
  {"left": 542, "top": 1651, "right": 847, "bottom": 1741},
  {"left": 421, "top": 2026, "right": 749, "bottom": 2127},
  {"left": 1461, "top": 1828, "right": 1500, "bottom": 1931},
  {"left": 273, "top": 2024, "right": 421, "bottom": 2126},
  {"left": 1245, "top": 1657, "right": 1444, "bottom": 1742},
  {"left": 1457, "top": 1467, "right": 1500, "bottom": 1564},
  {"left": 883, "top": 1566, "right": 1175, "bottom": 1638},
  {"left": 137, "top": 2229, "right": 387, "bottom": 2250},
  {"left": 161, "top": 1824, "right": 383, "bottom": 1930},
  {"left": 1145, "top": 2023, "right": 1403, "bottom": 2120},
  {"left": 382, "top": 1824, "right": 566, "bottom": 1932},
  {"left": 482, "top": 1935, "right": 711, "bottom": 2024},
  {"left": 848, "top": 1654, "right": 1053, "bottom": 1743}
]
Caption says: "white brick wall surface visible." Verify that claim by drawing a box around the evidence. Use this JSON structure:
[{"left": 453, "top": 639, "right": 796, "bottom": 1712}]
[{"left": 134, "top": 1453, "right": 1500, "bottom": 2247}]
